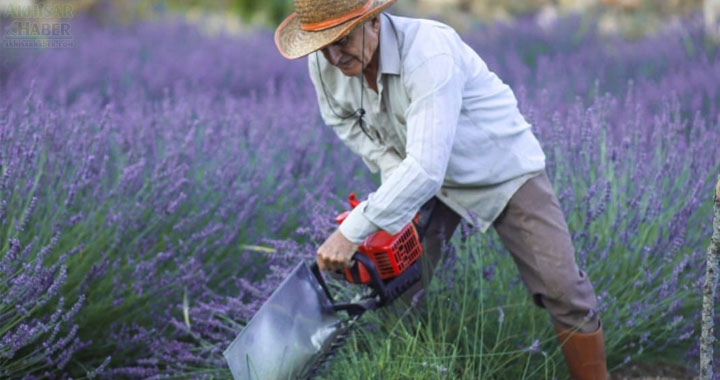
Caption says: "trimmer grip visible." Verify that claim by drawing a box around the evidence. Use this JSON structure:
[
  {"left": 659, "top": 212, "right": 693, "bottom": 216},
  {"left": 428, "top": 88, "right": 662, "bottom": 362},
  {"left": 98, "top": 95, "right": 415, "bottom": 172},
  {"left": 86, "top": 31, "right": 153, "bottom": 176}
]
[
  {"left": 350, "top": 253, "right": 388, "bottom": 302},
  {"left": 310, "top": 256, "right": 384, "bottom": 316},
  {"left": 348, "top": 253, "right": 423, "bottom": 307}
]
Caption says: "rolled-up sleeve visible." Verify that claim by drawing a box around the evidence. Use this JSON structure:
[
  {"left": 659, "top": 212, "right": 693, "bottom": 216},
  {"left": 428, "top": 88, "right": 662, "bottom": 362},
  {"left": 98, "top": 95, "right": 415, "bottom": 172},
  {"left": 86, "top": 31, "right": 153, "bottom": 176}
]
[{"left": 338, "top": 54, "right": 465, "bottom": 243}]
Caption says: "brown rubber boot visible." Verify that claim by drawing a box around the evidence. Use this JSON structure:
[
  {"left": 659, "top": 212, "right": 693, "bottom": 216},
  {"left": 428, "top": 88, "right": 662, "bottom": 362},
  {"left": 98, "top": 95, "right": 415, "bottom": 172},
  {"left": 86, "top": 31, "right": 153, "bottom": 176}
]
[{"left": 554, "top": 322, "right": 609, "bottom": 380}]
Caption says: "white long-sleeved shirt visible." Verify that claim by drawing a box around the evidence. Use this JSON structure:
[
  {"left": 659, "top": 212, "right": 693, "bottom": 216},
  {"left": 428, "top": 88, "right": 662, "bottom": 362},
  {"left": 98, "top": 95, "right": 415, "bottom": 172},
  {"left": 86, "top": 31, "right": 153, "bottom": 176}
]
[{"left": 308, "top": 13, "right": 546, "bottom": 244}]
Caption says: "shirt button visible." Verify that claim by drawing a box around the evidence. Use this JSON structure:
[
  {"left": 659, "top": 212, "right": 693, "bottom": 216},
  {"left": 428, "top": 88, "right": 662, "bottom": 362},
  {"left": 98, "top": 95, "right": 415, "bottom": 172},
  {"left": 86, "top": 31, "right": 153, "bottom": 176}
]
[{"left": 441, "top": 190, "right": 448, "bottom": 197}]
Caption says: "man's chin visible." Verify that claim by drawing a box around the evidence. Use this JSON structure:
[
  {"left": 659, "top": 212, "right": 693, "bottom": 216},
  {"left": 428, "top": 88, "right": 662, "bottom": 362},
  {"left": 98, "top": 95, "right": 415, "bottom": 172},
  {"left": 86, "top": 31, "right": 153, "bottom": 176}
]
[{"left": 338, "top": 64, "right": 361, "bottom": 77}]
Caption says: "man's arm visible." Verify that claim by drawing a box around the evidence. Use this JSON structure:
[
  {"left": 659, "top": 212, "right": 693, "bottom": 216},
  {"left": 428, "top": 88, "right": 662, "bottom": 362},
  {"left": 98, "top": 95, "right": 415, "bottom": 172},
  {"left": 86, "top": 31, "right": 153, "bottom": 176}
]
[
  {"left": 339, "top": 53, "right": 465, "bottom": 243},
  {"left": 309, "top": 54, "right": 410, "bottom": 270}
]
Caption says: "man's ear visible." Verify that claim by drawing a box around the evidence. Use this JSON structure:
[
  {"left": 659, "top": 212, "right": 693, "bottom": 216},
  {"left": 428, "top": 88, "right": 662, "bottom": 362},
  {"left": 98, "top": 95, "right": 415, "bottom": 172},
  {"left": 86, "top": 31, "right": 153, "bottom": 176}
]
[{"left": 371, "top": 16, "right": 380, "bottom": 33}]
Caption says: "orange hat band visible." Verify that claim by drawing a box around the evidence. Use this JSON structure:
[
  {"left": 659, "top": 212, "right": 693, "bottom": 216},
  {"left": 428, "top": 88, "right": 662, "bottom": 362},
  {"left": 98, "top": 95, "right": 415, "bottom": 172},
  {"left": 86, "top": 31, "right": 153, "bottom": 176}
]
[{"left": 300, "top": 0, "right": 373, "bottom": 31}]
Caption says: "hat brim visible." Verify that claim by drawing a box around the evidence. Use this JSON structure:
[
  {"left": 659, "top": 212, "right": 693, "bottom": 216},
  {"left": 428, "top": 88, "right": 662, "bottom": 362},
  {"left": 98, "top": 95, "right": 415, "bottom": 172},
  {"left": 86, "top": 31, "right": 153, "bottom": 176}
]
[{"left": 275, "top": 0, "right": 397, "bottom": 60}]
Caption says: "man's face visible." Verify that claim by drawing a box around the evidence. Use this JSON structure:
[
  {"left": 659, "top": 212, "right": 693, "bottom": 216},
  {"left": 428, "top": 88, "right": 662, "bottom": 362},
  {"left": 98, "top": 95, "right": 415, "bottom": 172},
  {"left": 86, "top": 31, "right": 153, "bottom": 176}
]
[{"left": 320, "top": 18, "right": 380, "bottom": 77}]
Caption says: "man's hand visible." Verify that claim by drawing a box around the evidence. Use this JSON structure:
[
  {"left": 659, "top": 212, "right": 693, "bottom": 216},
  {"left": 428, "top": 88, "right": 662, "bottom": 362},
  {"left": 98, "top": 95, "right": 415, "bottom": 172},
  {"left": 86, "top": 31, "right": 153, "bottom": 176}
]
[{"left": 317, "top": 229, "right": 359, "bottom": 271}]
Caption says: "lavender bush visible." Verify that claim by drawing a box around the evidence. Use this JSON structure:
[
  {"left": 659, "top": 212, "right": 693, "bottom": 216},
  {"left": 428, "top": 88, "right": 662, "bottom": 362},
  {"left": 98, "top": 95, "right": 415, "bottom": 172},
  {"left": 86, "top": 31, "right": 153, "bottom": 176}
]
[
  {"left": 0, "top": 14, "right": 375, "bottom": 378},
  {"left": 0, "top": 10, "right": 718, "bottom": 379}
]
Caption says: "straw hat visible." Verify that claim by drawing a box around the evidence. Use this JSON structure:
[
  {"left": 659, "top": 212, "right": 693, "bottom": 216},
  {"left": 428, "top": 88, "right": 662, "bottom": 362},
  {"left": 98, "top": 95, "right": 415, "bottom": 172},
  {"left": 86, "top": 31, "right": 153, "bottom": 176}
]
[{"left": 275, "top": 0, "right": 397, "bottom": 59}]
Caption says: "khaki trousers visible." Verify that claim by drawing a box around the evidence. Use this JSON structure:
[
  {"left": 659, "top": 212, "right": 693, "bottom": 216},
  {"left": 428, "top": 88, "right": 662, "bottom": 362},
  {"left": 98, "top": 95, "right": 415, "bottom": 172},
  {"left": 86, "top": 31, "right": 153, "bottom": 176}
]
[{"left": 401, "top": 171, "right": 600, "bottom": 332}]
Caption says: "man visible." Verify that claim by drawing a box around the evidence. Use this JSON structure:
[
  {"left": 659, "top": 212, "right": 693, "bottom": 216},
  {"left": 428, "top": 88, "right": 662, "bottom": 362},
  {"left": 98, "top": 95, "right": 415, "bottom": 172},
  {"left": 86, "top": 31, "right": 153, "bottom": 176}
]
[{"left": 275, "top": 0, "right": 608, "bottom": 378}]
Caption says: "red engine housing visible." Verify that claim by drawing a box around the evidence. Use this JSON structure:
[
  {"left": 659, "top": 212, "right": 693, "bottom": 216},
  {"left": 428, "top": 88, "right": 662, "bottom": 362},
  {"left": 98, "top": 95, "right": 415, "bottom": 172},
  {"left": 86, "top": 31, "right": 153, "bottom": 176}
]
[{"left": 335, "top": 193, "right": 423, "bottom": 284}]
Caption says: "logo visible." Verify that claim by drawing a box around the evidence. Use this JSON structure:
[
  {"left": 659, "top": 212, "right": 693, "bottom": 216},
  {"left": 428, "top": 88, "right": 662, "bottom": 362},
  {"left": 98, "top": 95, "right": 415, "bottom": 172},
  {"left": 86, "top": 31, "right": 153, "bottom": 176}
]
[{"left": 2, "top": 3, "right": 75, "bottom": 49}]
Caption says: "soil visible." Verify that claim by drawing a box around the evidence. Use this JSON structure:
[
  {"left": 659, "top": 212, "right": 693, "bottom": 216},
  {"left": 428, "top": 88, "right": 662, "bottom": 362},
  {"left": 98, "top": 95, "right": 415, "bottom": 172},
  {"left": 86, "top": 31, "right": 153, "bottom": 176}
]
[{"left": 611, "top": 362, "right": 695, "bottom": 380}]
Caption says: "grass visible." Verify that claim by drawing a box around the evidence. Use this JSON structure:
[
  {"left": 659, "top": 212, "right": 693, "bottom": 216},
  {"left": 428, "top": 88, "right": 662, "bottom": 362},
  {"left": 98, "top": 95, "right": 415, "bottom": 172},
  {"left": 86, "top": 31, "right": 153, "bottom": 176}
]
[{"left": 319, "top": 225, "right": 701, "bottom": 380}]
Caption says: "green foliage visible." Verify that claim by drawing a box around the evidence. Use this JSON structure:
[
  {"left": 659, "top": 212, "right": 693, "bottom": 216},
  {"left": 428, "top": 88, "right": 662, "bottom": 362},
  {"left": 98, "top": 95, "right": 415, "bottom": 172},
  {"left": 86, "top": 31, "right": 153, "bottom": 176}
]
[
  {"left": 321, "top": 228, "right": 698, "bottom": 379},
  {"left": 161, "top": 0, "right": 293, "bottom": 26},
  {"left": 230, "top": 0, "right": 293, "bottom": 25},
  {"left": 319, "top": 232, "right": 561, "bottom": 379}
]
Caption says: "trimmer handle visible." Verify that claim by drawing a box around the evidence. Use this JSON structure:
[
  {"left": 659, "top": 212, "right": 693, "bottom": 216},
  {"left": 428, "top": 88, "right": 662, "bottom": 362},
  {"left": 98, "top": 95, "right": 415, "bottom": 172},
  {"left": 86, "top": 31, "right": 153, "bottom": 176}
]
[
  {"left": 310, "top": 252, "right": 420, "bottom": 316},
  {"left": 310, "top": 259, "right": 377, "bottom": 317},
  {"left": 347, "top": 253, "right": 422, "bottom": 307},
  {"left": 312, "top": 195, "right": 437, "bottom": 315},
  {"left": 348, "top": 253, "right": 388, "bottom": 303}
]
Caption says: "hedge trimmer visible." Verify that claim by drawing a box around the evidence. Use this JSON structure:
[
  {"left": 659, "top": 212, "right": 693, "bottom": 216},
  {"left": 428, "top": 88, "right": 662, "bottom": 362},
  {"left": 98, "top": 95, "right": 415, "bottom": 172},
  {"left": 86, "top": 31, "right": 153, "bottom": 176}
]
[{"left": 223, "top": 193, "right": 435, "bottom": 380}]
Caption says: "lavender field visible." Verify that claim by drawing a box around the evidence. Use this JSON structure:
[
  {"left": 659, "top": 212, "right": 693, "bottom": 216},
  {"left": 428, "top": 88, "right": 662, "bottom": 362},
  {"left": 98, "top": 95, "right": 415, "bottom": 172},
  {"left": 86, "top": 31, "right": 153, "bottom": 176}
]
[{"left": 1, "top": 11, "right": 719, "bottom": 379}]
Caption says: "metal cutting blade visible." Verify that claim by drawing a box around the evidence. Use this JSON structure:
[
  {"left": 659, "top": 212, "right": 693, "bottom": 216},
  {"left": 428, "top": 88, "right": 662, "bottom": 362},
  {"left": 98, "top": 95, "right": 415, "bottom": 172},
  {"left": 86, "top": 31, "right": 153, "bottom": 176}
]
[{"left": 223, "top": 261, "right": 343, "bottom": 380}]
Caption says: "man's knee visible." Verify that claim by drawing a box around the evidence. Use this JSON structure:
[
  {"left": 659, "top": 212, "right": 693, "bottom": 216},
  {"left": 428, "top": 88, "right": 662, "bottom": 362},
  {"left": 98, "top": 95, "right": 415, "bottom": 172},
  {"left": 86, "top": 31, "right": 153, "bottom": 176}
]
[{"left": 533, "top": 268, "right": 600, "bottom": 332}]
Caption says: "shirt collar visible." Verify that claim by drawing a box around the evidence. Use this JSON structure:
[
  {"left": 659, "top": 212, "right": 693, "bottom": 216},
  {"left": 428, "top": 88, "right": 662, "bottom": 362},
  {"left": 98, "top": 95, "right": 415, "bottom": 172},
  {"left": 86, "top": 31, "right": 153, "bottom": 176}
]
[{"left": 378, "top": 13, "right": 401, "bottom": 76}]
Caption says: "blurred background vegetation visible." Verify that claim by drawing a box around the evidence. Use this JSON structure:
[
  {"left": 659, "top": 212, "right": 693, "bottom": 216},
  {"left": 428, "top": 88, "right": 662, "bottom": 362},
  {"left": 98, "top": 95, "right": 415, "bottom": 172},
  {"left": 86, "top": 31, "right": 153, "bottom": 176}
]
[{"left": 0, "top": 0, "right": 715, "bottom": 37}]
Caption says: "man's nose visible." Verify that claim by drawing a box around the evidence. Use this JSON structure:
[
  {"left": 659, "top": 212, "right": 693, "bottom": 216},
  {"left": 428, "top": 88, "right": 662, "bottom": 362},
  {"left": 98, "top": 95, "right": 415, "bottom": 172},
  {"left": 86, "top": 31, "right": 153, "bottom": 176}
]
[{"left": 325, "top": 45, "right": 343, "bottom": 65}]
